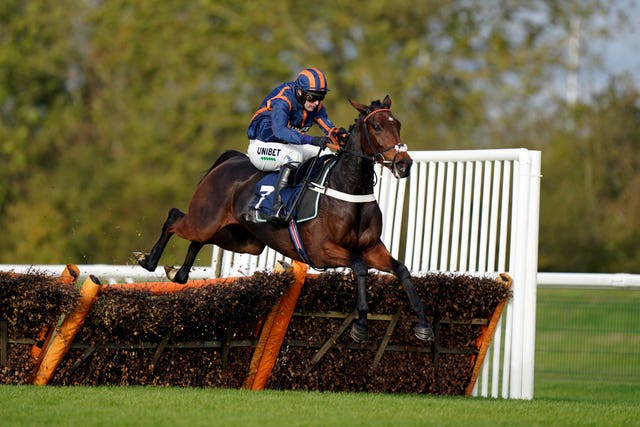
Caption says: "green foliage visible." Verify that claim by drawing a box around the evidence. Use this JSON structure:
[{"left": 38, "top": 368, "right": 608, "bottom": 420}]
[
  {"left": 537, "top": 78, "right": 640, "bottom": 272},
  {"left": 0, "top": 0, "right": 637, "bottom": 272},
  {"left": 0, "top": 0, "right": 84, "bottom": 207}
]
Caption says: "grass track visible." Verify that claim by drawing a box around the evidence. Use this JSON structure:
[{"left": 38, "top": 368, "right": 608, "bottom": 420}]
[{"left": 1, "top": 385, "right": 639, "bottom": 427}]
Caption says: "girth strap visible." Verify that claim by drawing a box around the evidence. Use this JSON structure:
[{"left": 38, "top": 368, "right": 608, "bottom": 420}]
[
  {"left": 288, "top": 219, "right": 324, "bottom": 271},
  {"left": 308, "top": 183, "right": 376, "bottom": 203}
]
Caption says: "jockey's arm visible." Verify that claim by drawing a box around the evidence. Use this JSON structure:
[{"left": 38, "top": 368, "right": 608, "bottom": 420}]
[
  {"left": 314, "top": 105, "right": 336, "bottom": 136},
  {"left": 270, "top": 101, "right": 305, "bottom": 144}
]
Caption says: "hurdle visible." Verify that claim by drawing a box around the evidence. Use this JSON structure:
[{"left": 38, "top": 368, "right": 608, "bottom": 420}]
[{"left": 212, "top": 148, "right": 541, "bottom": 399}]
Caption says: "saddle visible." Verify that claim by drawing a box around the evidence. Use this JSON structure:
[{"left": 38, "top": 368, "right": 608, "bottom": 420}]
[{"left": 247, "top": 155, "right": 337, "bottom": 223}]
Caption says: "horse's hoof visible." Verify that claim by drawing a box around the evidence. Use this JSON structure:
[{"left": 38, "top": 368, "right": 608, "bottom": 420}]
[
  {"left": 414, "top": 324, "right": 435, "bottom": 342},
  {"left": 164, "top": 265, "right": 178, "bottom": 282},
  {"left": 133, "top": 251, "right": 155, "bottom": 271},
  {"left": 273, "top": 261, "right": 292, "bottom": 273},
  {"left": 164, "top": 266, "right": 188, "bottom": 284},
  {"left": 132, "top": 251, "right": 147, "bottom": 263},
  {"left": 350, "top": 323, "right": 368, "bottom": 343}
]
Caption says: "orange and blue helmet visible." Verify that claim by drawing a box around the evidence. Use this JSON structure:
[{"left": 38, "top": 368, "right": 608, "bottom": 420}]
[{"left": 295, "top": 68, "right": 330, "bottom": 94}]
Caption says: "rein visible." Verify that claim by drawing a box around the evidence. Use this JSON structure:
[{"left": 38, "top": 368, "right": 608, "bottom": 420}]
[{"left": 300, "top": 105, "right": 406, "bottom": 205}]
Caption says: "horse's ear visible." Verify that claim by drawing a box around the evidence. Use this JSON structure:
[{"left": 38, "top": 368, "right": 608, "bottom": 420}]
[
  {"left": 349, "top": 98, "right": 369, "bottom": 115},
  {"left": 383, "top": 95, "right": 392, "bottom": 108}
]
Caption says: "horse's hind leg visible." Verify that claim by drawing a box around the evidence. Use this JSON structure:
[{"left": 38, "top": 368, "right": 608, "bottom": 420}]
[
  {"left": 350, "top": 258, "right": 370, "bottom": 343},
  {"left": 134, "top": 208, "right": 184, "bottom": 271},
  {"left": 164, "top": 240, "right": 203, "bottom": 284},
  {"left": 394, "top": 261, "right": 435, "bottom": 342}
]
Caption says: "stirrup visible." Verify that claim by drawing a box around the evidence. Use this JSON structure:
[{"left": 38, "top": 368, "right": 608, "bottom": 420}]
[{"left": 267, "top": 204, "right": 289, "bottom": 224}]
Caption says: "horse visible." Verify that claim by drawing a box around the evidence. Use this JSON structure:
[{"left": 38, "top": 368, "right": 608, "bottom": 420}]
[{"left": 134, "top": 95, "right": 434, "bottom": 343}]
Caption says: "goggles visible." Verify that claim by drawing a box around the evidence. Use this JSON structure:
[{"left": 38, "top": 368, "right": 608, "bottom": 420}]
[{"left": 303, "top": 92, "right": 325, "bottom": 102}]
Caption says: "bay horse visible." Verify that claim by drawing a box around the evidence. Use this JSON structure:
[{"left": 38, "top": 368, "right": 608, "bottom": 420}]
[{"left": 134, "top": 95, "right": 434, "bottom": 343}]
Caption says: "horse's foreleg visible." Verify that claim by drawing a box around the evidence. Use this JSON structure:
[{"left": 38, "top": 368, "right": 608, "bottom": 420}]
[
  {"left": 165, "top": 240, "right": 204, "bottom": 284},
  {"left": 394, "top": 261, "right": 435, "bottom": 342},
  {"left": 350, "top": 258, "right": 370, "bottom": 343},
  {"left": 135, "top": 208, "right": 185, "bottom": 271}
]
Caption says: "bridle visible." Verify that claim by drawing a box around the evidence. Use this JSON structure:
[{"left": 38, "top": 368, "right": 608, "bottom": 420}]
[
  {"left": 307, "top": 104, "right": 410, "bottom": 203},
  {"left": 339, "top": 107, "right": 408, "bottom": 172}
]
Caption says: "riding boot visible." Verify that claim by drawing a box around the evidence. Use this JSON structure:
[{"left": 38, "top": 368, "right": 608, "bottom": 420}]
[{"left": 268, "top": 163, "right": 296, "bottom": 223}]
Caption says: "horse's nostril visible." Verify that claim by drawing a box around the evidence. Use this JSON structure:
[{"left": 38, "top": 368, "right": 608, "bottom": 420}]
[
  {"left": 401, "top": 160, "right": 411, "bottom": 171},
  {"left": 393, "top": 160, "right": 412, "bottom": 178}
]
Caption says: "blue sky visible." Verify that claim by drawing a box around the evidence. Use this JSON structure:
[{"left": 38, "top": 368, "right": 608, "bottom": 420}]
[
  {"left": 597, "top": 25, "right": 639, "bottom": 82},
  {"left": 584, "top": 2, "right": 640, "bottom": 93}
]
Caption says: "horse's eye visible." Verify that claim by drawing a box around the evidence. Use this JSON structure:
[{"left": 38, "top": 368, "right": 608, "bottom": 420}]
[{"left": 371, "top": 123, "right": 381, "bottom": 131}]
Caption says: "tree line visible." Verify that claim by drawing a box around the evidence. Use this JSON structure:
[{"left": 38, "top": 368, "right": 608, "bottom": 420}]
[{"left": 1, "top": 0, "right": 638, "bottom": 272}]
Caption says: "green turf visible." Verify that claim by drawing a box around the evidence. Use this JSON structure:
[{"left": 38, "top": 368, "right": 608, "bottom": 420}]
[
  {"left": 1, "top": 385, "right": 639, "bottom": 427},
  {"left": 535, "top": 288, "right": 640, "bottom": 388}
]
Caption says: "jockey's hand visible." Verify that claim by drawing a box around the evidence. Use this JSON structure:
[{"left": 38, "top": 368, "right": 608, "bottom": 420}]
[
  {"left": 329, "top": 127, "right": 349, "bottom": 146},
  {"left": 302, "top": 134, "right": 329, "bottom": 149}
]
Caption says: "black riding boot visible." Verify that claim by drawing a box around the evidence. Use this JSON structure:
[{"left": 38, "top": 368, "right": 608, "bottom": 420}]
[{"left": 268, "top": 163, "right": 296, "bottom": 223}]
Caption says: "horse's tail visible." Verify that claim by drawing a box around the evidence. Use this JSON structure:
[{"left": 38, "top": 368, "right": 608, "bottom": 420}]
[{"left": 200, "top": 150, "right": 247, "bottom": 182}]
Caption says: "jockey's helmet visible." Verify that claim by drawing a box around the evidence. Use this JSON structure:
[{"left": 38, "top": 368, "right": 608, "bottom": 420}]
[{"left": 294, "top": 68, "right": 330, "bottom": 95}]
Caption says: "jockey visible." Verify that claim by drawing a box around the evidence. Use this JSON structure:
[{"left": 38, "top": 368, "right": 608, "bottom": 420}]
[{"left": 247, "top": 67, "right": 347, "bottom": 223}]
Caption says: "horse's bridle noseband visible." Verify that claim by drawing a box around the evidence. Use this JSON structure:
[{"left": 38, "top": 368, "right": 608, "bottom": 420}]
[{"left": 360, "top": 108, "right": 407, "bottom": 169}]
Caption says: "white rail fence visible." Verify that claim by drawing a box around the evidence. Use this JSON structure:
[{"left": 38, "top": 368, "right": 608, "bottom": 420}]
[
  {"left": 4, "top": 265, "right": 639, "bottom": 290},
  {"left": 3, "top": 149, "right": 547, "bottom": 399}
]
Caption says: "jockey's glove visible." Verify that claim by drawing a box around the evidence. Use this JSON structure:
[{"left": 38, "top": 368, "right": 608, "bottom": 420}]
[
  {"left": 301, "top": 134, "right": 329, "bottom": 149},
  {"left": 329, "top": 127, "right": 349, "bottom": 145}
]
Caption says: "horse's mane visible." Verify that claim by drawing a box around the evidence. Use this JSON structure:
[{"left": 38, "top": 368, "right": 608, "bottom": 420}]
[
  {"left": 199, "top": 150, "right": 245, "bottom": 183},
  {"left": 368, "top": 99, "right": 388, "bottom": 110}
]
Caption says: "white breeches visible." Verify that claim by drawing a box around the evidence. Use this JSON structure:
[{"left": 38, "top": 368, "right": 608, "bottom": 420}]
[{"left": 247, "top": 139, "right": 326, "bottom": 171}]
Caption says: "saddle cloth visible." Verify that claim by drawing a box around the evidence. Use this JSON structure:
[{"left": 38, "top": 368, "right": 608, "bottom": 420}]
[{"left": 248, "top": 155, "right": 336, "bottom": 223}]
